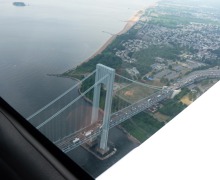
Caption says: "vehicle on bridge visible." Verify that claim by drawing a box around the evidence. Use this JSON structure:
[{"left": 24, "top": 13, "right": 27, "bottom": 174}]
[
  {"left": 85, "top": 130, "right": 93, "bottom": 137},
  {"left": 73, "top": 138, "right": 80, "bottom": 143}
]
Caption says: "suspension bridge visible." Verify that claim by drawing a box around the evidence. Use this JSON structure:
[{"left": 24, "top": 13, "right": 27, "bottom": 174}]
[
  {"left": 26, "top": 64, "right": 172, "bottom": 154},
  {"left": 26, "top": 64, "right": 220, "bottom": 154}
]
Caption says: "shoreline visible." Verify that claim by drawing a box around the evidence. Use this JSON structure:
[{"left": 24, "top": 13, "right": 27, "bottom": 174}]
[{"left": 78, "top": 1, "right": 158, "bottom": 66}]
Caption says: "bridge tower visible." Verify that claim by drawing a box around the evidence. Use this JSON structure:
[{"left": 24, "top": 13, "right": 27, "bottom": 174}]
[{"left": 91, "top": 64, "right": 115, "bottom": 153}]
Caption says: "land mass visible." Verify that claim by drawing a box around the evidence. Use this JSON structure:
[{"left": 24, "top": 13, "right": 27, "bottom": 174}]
[
  {"left": 79, "top": 9, "right": 145, "bottom": 67},
  {"left": 13, "top": 2, "right": 26, "bottom": 7},
  {"left": 63, "top": 0, "right": 220, "bottom": 143}
]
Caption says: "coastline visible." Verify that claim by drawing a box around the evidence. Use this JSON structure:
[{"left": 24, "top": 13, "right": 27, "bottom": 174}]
[{"left": 79, "top": 1, "right": 158, "bottom": 66}]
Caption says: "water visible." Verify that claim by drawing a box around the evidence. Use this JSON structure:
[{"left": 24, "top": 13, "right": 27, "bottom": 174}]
[
  {"left": 68, "top": 127, "right": 139, "bottom": 178},
  {"left": 0, "top": 0, "right": 153, "bottom": 117},
  {"left": 0, "top": 0, "right": 154, "bottom": 177}
]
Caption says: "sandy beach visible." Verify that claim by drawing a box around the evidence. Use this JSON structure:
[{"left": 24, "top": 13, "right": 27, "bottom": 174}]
[{"left": 80, "top": 1, "right": 158, "bottom": 65}]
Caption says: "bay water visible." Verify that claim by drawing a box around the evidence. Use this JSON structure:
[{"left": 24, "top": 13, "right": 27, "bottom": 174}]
[
  {"left": 0, "top": 0, "right": 154, "bottom": 177},
  {"left": 0, "top": 0, "right": 153, "bottom": 116}
]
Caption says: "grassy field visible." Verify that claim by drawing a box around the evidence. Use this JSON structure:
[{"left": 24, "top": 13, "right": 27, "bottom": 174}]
[
  {"left": 153, "top": 112, "right": 170, "bottom": 122},
  {"left": 116, "top": 83, "right": 158, "bottom": 103}
]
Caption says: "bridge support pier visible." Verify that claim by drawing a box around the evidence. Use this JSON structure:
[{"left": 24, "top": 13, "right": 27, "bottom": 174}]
[{"left": 91, "top": 64, "right": 115, "bottom": 154}]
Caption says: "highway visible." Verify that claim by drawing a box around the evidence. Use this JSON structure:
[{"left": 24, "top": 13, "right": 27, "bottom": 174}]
[
  {"left": 55, "top": 68, "right": 220, "bottom": 153},
  {"left": 172, "top": 69, "right": 220, "bottom": 89},
  {"left": 55, "top": 89, "right": 173, "bottom": 152},
  {"left": 109, "top": 89, "right": 173, "bottom": 128}
]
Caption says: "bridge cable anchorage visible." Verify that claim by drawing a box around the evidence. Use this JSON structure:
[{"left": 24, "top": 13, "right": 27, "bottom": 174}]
[
  {"left": 36, "top": 74, "right": 109, "bottom": 130},
  {"left": 26, "top": 69, "right": 97, "bottom": 121},
  {"left": 115, "top": 73, "right": 163, "bottom": 90}
]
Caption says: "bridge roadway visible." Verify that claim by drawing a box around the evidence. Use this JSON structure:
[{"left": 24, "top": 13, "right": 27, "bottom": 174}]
[
  {"left": 172, "top": 69, "right": 220, "bottom": 89},
  {"left": 55, "top": 89, "right": 173, "bottom": 153},
  {"left": 55, "top": 69, "right": 220, "bottom": 153}
]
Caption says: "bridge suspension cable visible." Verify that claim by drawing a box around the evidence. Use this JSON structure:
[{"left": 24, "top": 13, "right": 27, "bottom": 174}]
[
  {"left": 27, "top": 69, "right": 97, "bottom": 121},
  {"left": 115, "top": 73, "right": 163, "bottom": 90},
  {"left": 36, "top": 74, "right": 109, "bottom": 129}
]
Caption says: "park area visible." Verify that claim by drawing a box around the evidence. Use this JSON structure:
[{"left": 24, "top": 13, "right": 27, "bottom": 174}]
[{"left": 115, "top": 83, "right": 159, "bottom": 104}]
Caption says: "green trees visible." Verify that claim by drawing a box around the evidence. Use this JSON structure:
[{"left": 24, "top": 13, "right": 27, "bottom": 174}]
[
  {"left": 159, "top": 88, "right": 189, "bottom": 117},
  {"left": 159, "top": 100, "right": 186, "bottom": 117},
  {"left": 74, "top": 52, "right": 122, "bottom": 75},
  {"left": 121, "top": 112, "right": 164, "bottom": 142}
]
